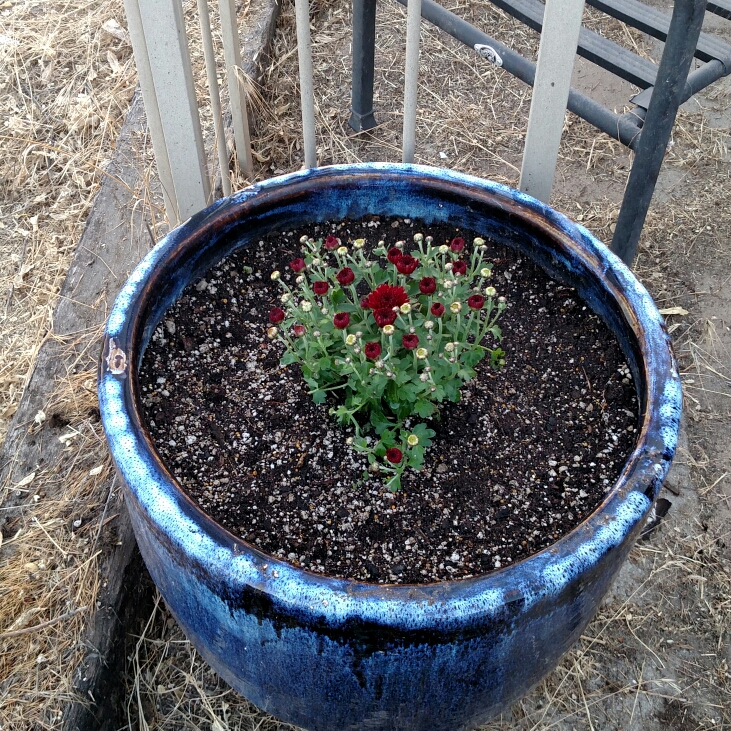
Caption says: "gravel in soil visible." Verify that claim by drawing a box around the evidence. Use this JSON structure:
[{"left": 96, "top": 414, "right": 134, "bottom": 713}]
[{"left": 139, "top": 218, "right": 638, "bottom": 584}]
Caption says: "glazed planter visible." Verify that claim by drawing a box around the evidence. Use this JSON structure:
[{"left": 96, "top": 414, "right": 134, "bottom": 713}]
[{"left": 99, "top": 164, "right": 681, "bottom": 731}]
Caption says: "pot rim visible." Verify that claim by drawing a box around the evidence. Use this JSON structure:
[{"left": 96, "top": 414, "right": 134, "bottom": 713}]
[{"left": 99, "top": 163, "right": 681, "bottom": 627}]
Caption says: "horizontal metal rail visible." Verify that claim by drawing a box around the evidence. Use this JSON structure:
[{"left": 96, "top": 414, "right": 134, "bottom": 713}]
[
  {"left": 586, "top": 0, "right": 731, "bottom": 66},
  {"left": 707, "top": 0, "right": 731, "bottom": 19},
  {"left": 487, "top": 0, "right": 658, "bottom": 88},
  {"left": 394, "top": 0, "right": 643, "bottom": 148}
]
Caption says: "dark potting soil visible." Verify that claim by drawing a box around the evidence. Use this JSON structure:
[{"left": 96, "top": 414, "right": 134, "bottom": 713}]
[{"left": 138, "top": 218, "right": 639, "bottom": 585}]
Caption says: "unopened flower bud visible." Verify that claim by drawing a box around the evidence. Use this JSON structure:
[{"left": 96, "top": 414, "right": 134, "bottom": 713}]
[
  {"left": 425, "top": 366, "right": 431, "bottom": 373},
  {"left": 266, "top": 326, "right": 278, "bottom": 338},
  {"left": 414, "top": 233, "right": 423, "bottom": 242},
  {"left": 353, "top": 346, "right": 361, "bottom": 355},
  {"left": 449, "top": 357, "right": 456, "bottom": 363},
  {"left": 400, "top": 303, "right": 411, "bottom": 315},
  {"left": 296, "top": 275, "right": 305, "bottom": 284},
  {"left": 450, "top": 302, "right": 462, "bottom": 314},
  {"left": 498, "top": 296, "right": 507, "bottom": 304},
  {"left": 356, "top": 331, "right": 363, "bottom": 338},
  {"left": 369, "top": 462, "right": 381, "bottom": 473},
  {"left": 415, "top": 347, "right": 428, "bottom": 360},
  {"left": 426, "top": 236, "right": 433, "bottom": 244},
  {"left": 312, "top": 329, "right": 321, "bottom": 337},
  {"left": 485, "top": 286, "right": 497, "bottom": 297},
  {"left": 270, "top": 270, "right": 280, "bottom": 280},
  {"left": 345, "top": 357, "right": 352, "bottom": 364},
  {"left": 354, "top": 238, "right": 365, "bottom": 248},
  {"left": 473, "top": 237, "right": 485, "bottom": 246},
  {"left": 375, "top": 359, "right": 384, "bottom": 369},
  {"left": 444, "top": 342, "right": 455, "bottom": 352},
  {"left": 395, "top": 241, "right": 404, "bottom": 249},
  {"left": 300, "top": 235, "right": 309, "bottom": 244},
  {"left": 424, "top": 320, "right": 434, "bottom": 330},
  {"left": 430, "top": 386, "right": 436, "bottom": 392},
  {"left": 445, "top": 262, "right": 453, "bottom": 271},
  {"left": 346, "top": 437, "right": 354, "bottom": 445},
  {"left": 281, "top": 292, "right": 291, "bottom": 303},
  {"left": 301, "top": 300, "right": 312, "bottom": 312},
  {"left": 383, "top": 325, "right": 395, "bottom": 336},
  {"left": 337, "top": 246, "right": 348, "bottom": 255},
  {"left": 420, "top": 373, "right": 429, "bottom": 382},
  {"left": 480, "top": 267, "right": 492, "bottom": 278},
  {"left": 407, "top": 434, "right": 420, "bottom": 446},
  {"left": 312, "top": 258, "right": 322, "bottom": 267},
  {"left": 345, "top": 334, "right": 357, "bottom": 346},
  {"left": 439, "top": 245, "right": 449, "bottom": 254}
]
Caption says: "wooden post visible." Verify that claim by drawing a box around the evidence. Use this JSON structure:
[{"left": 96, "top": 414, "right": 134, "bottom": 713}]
[
  {"left": 519, "top": 0, "right": 585, "bottom": 203},
  {"left": 122, "top": 0, "right": 177, "bottom": 221},
  {"left": 294, "top": 0, "right": 317, "bottom": 168},
  {"left": 198, "top": 0, "right": 232, "bottom": 197},
  {"left": 218, "top": 0, "right": 255, "bottom": 179},
  {"left": 127, "top": 0, "right": 211, "bottom": 223},
  {"left": 402, "top": 0, "right": 422, "bottom": 163}
]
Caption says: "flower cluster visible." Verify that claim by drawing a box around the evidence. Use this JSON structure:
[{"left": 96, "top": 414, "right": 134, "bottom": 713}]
[{"left": 268, "top": 230, "right": 506, "bottom": 491}]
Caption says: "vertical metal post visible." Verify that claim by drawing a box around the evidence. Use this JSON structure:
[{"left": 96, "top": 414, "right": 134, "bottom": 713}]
[
  {"left": 132, "top": 0, "right": 211, "bottom": 223},
  {"left": 218, "top": 0, "right": 255, "bottom": 179},
  {"left": 295, "top": 0, "right": 317, "bottom": 168},
  {"left": 198, "top": 0, "right": 232, "bottom": 197},
  {"left": 349, "top": 0, "right": 378, "bottom": 132},
  {"left": 519, "top": 0, "right": 585, "bottom": 203},
  {"left": 122, "top": 0, "right": 179, "bottom": 222},
  {"left": 402, "top": 0, "right": 422, "bottom": 163},
  {"left": 611, "top": 0, "right": 706, "bottom": 265}
]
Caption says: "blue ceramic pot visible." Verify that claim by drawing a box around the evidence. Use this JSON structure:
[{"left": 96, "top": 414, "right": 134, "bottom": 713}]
[{"left": 99, "top": 164, "right": 681, "bottom": 731}]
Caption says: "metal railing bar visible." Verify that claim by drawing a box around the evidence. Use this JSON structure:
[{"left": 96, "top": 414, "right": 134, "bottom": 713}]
[
  {"left": 402, "top": 0, "right": 422, "bottom": 163},
  {"left": 611, "top": 0, "right": 707, "bottom": 265},
  {"left": 295, "top": 0, "right": 317, "bottom": 168},
  {"left": 219, "top": 0, "right": 254, "bottom": 179},
  {"left": 197, "top": 0, "right": 232, "bottom": 197}
]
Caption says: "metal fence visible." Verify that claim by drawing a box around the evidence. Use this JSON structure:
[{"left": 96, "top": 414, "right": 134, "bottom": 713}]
[{"left": 123, "top": 0, "right": 726, "bottom": 264}]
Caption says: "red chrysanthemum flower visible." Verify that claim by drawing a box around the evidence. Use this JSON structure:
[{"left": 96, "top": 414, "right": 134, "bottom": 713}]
[
  {"left": 396, "top": 254, "right": 418, "bottom": 275},
  {"left": 366, "top": 283, "right": 409, "bottom": 311},
  {"left": 313, "top": 281, "right": 329, "bottom": 295},
  {"left": 337, "top": 267, "right": 355, "bottom": 285},
  {"left": 430, "top": 302, "right": 445, "bottom": 317},
  {"left": 360, "top": 296, "right": 371, "bottom": 309},
  {"left": 450, "top": 237, "right": 465, "bottom": 252},
  {"left": 324, "top": 235, "right": 339, "bottom": 250},
  {"left": 290, "top": 258, "right": 306, "bottom": 273},
  {"left": 333, "top": 312, "right": 350, "bottom": 329},
  {"left": 402, "top": 333, "right": 419, "bottom": 349},
  {"left": 374, "top": 308, "right": 397, "bottom": 327},
  {"left": 387, "top": 247, "right": 402, "bottom": 264},
  {"left": 269, "top": 307, "right": 285, "bottom": 324},
  {"left": 452, "top": 260, "right": 467, "bottom": 276},
  {"left": 419, "top": 277, "right": 436, "bottom": 295},
  {"left": 386, "top": 447, "right": 403, "bottom": 464},
  {"left": 468, "top": 294, "right": 485, "bottom": 310},
  {"left": 364, "top": 342, "right": 382, "bottom": 360},
  {"left": 293, "top": 324, "right": 306, "bottom": 337}
]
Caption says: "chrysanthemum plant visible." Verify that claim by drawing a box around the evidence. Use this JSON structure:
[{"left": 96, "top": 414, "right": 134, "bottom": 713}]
[{"left": 268, "top": 232, "right": 506, "bottom": 492}]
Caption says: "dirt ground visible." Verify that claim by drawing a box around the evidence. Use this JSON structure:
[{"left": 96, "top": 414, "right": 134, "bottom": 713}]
[{"left": 1, "top": 0, "right": 730, "bottom": 728}]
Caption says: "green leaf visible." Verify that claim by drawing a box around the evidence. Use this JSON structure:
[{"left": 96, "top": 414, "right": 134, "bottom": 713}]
[
  {"left": 386, "top": 474, "right": 401, "bottom": 493},
  {"left": 281, "top": 350, "right": 298, "bottom": 366},
  {"left": 413, "top": 400, "right": 435, "bottom": 418},
  {"left": 312, "top": 390, "right": 327, "bottom": 404},
  {"left": 491, "top": 347, "right": 506, "bottom": 370}
]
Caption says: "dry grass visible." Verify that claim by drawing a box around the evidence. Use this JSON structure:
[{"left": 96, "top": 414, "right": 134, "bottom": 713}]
[
  {"left": 1, "top": 0, "right": 730, "bottom": 727},
  {"left": 0, "top": 0, "right": 136, "bottom": 439}
]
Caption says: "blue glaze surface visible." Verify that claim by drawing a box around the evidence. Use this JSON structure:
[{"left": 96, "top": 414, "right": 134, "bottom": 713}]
[{"left": 99, "top": 164, "right": 681, "bottom": 731}]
